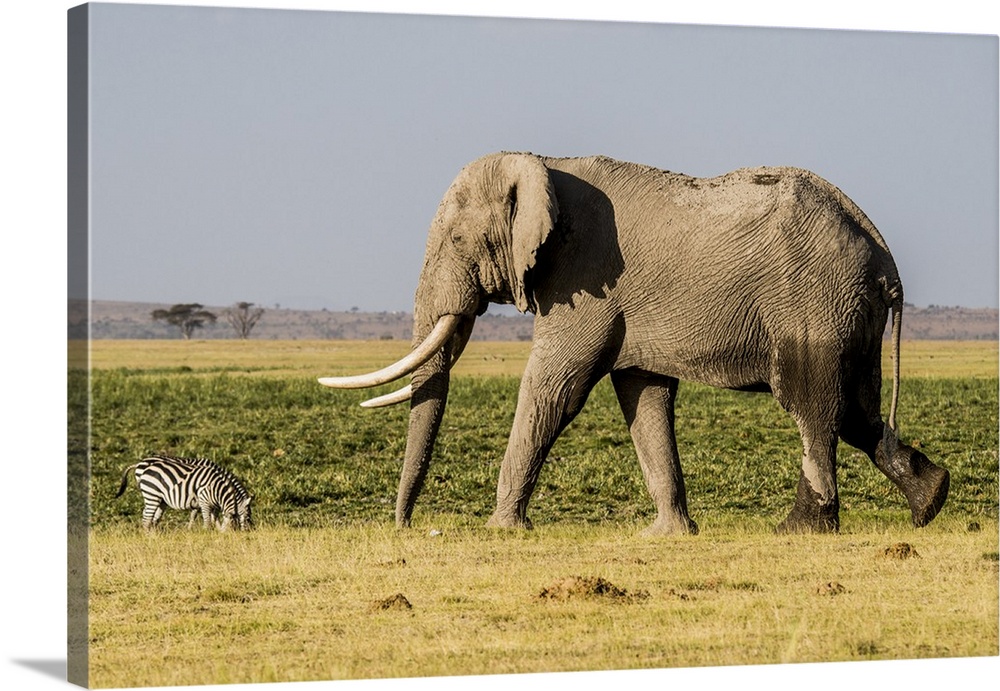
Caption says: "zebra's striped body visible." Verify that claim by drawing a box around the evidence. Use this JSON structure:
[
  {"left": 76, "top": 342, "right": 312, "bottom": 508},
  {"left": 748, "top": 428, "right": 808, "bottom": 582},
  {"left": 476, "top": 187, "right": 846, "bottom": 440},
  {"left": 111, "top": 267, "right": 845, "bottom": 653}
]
[{"left": 116, "top": 455, "right": 253, "bottom": 531}]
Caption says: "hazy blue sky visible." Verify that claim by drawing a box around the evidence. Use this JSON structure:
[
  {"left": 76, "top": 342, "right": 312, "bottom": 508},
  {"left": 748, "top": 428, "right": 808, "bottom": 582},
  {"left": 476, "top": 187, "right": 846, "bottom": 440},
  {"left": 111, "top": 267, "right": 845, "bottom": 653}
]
[{"left": 84, "top": 4, "right": 998, "bottom": 313}]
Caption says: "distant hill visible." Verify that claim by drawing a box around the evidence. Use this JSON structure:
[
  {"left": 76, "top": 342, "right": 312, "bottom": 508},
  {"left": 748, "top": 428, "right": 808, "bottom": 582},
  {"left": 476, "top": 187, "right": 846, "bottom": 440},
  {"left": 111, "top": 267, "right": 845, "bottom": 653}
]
[
  {"left": 72, "top": 300, "right": 998, "bottom": 341},
  {"left": 899, "top": 304, "right": 999, "bottom": 340},
  {"left": 74, "top": 301, "right": 533, "bottom": 341}
]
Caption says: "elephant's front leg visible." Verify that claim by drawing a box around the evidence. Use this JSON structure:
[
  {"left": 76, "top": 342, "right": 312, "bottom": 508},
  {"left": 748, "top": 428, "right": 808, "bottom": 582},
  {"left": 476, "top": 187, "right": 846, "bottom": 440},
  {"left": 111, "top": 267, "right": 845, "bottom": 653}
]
[
  {"left": 487, "top": 355, "right": 602, "bottom": 530},
  {"left": 611, "top": 370, "right": 698, "bottom": 535}
]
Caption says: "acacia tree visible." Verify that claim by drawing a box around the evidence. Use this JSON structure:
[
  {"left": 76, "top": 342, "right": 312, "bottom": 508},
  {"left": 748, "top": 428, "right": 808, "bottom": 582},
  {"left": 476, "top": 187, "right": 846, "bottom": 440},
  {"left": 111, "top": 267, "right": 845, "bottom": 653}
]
[
  {"left": 151, "top": 303, "right": 218, "bottom": 339},
  {"left": 224, "top": 301, "right": 265, "bottom": 339}
]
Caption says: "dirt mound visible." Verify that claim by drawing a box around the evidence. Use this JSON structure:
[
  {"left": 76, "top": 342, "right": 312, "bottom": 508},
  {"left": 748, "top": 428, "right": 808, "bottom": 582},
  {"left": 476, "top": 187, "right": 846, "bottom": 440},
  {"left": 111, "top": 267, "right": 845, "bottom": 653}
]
[
  {"left": 374, "top": 558, "right": 407, "bottom": 568},
  {"left": 882, "top": 543, "right": 920, "bottom": 560},
  {"left": 371, "top": 593, "right": 413, "bottom": 611},
  {"left": 536, "top": 576, "right": 648, "bottom": 602},
  {"left": 815, "top": 581, "right": 847, "bottom": 596}
]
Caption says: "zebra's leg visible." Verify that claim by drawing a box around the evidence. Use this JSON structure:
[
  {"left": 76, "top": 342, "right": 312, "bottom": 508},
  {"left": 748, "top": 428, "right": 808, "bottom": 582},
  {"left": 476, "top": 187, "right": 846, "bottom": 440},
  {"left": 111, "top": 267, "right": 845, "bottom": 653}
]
[
  {"left": 198, "top": 497, "right": 216, "bottom": 529},
  {"left": 209, "top": 510, "right": 227, "bottom": 531},
  {"left": 192, "top": 487, "right": 212, "bottom": 529},
  {"left": 188, "top": 509, "right": 200, "bottom": 529},
  {"left": 144, "top": 502, "right": 166, "bottom": 531}
]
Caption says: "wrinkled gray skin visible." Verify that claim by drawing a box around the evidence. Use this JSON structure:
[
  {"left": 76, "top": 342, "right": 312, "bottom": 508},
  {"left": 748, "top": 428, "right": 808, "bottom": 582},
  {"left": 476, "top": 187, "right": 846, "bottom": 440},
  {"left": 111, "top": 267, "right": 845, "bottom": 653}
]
[{"left": 364, "top": 152, "right": 950, "bottom": 534}]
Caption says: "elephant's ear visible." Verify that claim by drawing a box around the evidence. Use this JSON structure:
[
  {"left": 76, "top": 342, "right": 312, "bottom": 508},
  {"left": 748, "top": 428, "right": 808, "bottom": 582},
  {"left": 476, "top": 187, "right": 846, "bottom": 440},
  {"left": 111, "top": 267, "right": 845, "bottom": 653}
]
[{"left": 502, "top": 154, "right": 558, "bottom": 313}]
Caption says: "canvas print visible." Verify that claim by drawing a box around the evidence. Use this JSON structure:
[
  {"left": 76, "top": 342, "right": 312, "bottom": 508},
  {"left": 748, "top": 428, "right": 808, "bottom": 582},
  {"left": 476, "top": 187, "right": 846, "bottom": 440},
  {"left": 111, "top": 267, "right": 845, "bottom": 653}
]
[{"left": 68, "top": 3, "right": 999, "bottom": 689}]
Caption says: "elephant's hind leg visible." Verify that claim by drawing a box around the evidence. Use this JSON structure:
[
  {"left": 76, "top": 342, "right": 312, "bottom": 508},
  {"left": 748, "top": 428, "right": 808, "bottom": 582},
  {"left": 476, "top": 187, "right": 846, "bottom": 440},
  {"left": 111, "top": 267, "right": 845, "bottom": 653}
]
[
  {"left": 840, "top": 379, "right": 950, "bottom": 528},
  {"left": 611, "top": 370, "right": 697, "bottom": 535},
  {"left": 773, "top": 359, "right": 843, "bottom": 533},
  {"left": 777, "top": 428, "right": 841, "bottom": 534}
]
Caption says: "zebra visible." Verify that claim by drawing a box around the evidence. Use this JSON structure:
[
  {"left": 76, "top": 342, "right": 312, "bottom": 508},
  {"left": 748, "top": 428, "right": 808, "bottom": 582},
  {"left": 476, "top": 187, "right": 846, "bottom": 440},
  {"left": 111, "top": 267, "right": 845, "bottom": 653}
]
[{"left": 116, "top": 454, "right": 253, "bottom": 531}]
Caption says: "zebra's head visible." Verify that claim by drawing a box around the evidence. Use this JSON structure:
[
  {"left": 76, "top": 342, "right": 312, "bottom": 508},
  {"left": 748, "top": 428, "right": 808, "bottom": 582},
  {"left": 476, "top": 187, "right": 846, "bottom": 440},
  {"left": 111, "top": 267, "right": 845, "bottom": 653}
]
[{"left": 236, "top": 495, "right": 254, "bottom": 530}]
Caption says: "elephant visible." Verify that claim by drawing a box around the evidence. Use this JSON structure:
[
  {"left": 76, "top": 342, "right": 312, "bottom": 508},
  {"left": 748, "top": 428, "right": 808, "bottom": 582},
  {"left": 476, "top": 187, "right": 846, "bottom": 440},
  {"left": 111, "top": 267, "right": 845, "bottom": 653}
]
[{"left": 320, "top": 152, "right": 950, "bottom": 534}]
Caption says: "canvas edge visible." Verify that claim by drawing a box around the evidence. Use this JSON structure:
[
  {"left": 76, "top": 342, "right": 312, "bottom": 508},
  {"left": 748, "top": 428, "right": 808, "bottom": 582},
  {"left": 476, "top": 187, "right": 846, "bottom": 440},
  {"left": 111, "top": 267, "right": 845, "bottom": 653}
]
[{"left": 68, "top": 3, "right": 91, "bottom": 688}]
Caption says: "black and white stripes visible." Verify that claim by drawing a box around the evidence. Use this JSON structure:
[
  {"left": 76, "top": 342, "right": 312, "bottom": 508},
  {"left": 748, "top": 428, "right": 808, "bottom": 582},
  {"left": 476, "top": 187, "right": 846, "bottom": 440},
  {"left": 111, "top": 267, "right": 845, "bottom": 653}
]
[{"left": 116, "top": 454, "right": 253, "bottom": 531}]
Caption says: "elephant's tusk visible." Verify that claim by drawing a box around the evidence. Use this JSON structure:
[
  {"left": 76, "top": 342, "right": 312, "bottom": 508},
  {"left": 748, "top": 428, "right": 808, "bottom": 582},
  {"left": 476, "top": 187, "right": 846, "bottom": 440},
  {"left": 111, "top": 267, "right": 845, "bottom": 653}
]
[
  {"left": 357, "top": 319, "right": 473, "bottom": 408},
  {"left": 360, "top": 384, "right": 413, "bottom": 408},
  {"left": 318, "top": 314, "right": 462, "bottom": 389}
]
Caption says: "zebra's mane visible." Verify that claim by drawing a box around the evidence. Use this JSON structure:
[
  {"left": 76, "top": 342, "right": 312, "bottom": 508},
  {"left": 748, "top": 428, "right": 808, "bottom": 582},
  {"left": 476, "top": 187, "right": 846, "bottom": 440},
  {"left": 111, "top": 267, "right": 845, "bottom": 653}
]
[{"left": 144, "top": 454, "right": 251, "bottom": 499}]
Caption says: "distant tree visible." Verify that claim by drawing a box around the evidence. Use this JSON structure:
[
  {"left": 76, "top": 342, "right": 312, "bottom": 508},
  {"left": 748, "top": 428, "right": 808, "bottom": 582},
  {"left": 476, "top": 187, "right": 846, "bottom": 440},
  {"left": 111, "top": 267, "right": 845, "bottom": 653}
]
[
  {"left": 224, "top": 301, "right": 265, "bottom": 339},
  {"left": 151, "top": 303, "right": 217, "bottom": 339}
]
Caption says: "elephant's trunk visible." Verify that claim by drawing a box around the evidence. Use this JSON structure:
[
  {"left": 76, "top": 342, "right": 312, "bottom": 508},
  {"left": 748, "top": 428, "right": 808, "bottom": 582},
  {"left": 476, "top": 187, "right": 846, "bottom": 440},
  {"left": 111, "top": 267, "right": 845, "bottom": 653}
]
[
  {"left": 394, "top": 313, "right": 476, "bottom": 526},
  {"left": 395, "top": 354, "right": 449, "bottom": 526}
]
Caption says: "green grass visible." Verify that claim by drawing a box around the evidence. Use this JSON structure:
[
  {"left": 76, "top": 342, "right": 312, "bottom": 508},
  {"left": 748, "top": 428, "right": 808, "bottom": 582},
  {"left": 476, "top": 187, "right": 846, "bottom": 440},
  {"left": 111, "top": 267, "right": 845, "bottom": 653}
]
[
  {"left": 89, "top": 367, "right": 998, "bottom": 529},
  {"left": 82, "top": 339, "right": 999, "bottom": 688}
]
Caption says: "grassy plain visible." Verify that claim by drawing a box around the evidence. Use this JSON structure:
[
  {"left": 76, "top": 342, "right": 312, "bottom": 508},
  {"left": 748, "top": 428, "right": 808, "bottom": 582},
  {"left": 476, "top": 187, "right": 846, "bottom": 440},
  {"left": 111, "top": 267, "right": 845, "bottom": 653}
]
[{"left": 83, "top": 339, "right": 998, "bottom": 687}]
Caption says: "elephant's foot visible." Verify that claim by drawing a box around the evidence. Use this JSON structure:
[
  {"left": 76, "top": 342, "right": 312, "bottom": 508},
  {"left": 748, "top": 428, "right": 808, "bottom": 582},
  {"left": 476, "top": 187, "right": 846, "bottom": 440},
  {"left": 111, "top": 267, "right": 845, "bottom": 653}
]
[
  {"left": 777, "top": 473, "right": 840, "bottom": 534},
  {"left": 875, "top": 440, "right": 950, "bottom": 528},
  {"left": 901, "top": 460, "right": 950, "bottom": 528},
  {"left": 776, "top": 509, "right": 839, "bottom": 534},
  {"left": 641, "top": 513, "right": 699, "bottom": 536},
  {"left": 485, "top": 511, "right": 533, "bottom": 530}
]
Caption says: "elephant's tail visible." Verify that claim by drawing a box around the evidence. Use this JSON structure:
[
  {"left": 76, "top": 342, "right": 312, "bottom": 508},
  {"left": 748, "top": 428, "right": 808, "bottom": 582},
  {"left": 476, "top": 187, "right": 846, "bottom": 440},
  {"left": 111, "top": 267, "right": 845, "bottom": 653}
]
[{"left": 887, "top": 296, "right": 902, "bottom": 433}]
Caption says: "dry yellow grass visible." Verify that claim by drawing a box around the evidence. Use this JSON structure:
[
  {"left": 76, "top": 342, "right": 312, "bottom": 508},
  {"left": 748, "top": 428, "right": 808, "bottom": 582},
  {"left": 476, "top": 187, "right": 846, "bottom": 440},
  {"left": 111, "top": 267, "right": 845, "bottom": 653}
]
[
  {"left": 88, "top": 515, "right": 998, "bottom": 688},
  {"left": 81, "top": 339, "right": 530, "bottom": 378},
  {"left": 82, "top": 339, "right": 997, "bottom": 379},
  {"left": 893, "top": 340, "right": 998, "bottom": 378}
]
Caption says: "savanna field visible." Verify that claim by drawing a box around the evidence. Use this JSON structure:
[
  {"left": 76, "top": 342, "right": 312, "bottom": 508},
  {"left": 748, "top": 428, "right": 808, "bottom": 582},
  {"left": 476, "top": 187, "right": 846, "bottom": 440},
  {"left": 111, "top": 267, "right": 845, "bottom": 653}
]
[{"left": 75, "top": 339, "right": 999, "bottom": 688}]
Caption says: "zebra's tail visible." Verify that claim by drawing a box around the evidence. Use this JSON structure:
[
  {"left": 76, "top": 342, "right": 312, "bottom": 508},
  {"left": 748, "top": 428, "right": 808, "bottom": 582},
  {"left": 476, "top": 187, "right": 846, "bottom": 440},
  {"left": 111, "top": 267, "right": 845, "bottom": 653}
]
[{"left": 115, "top": 463, "right": 140, "bottom": 498}]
